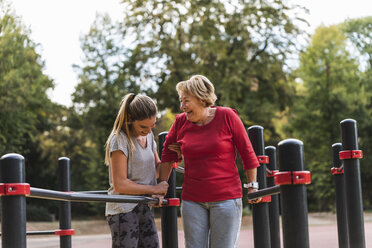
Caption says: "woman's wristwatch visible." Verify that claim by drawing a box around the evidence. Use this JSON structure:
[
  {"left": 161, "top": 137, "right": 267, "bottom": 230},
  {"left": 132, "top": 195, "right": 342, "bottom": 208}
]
[{"left": 244, "top": 182, "right": 259, "bottom": 189}]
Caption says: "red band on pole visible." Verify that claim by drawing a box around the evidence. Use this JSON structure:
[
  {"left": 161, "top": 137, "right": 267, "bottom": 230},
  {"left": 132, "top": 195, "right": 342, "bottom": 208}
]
[
  {"left": 261, "top": 195, "right": 271, "bottom": 202},
  {"left": 339, "top": 150, "right": 363, "bottom": 160},
  {"left": 266, "top": 169, "right": 278, "bottom": 177},
  {"left": 257, "top": 155, "right": 269, "bottom": 164},
  {"left": 165, "top": 198, "right": 180, "bottom": 206},
  {"left": 0, "top": 183, "right": 30, "bottom": 196},
  {"left": 172, "top": 162, "right": 179, "bottom": 168},
  {"left": 331, "top": 167, "right": 344, "bottom": 175},
  {"left": 274, "top": 171, "right": 311, "bottom": 185},
  {"left": 55, "top": 229, "right": 75, "bottom": 236}
]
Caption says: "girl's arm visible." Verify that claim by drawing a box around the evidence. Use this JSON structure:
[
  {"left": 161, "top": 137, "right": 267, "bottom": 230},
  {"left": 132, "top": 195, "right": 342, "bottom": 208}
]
[{"left": 154, "top": 151, "right": 161, "bottom": 179}]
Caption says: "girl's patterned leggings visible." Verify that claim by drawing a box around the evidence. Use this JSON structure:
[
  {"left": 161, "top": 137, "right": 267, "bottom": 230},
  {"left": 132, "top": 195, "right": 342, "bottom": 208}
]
[{"left": 107, "top": 204, "right": 159, "bottom": 248}]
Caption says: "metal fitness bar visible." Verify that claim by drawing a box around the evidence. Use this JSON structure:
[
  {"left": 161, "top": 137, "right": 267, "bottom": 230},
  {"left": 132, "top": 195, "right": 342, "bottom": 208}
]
[
  {"left": 340, "top": 119, "right": 365, "bottom": 248},
  {"left": 0, "top": 153, "right": 27, "bottom": 248},
  {"left": 59, "top": 157, "right": 72, "bottom": 248},
  {"left": 331, "top": 143, "right": 349, "bottom": 248},
  {"left": 159, "top": 131, "right": 179, "bottom": 248},
  {"left": 29, "top": 187, "right": 169, "bottom": 205},
  {"left": 248, "top": 125, "right": 271, "bottom": 248},
  {"left": 74, "top": 190, "right": 108, "bottom": 194},
  {"left": 247, "top": 185, "right": 280, "bottom": 201},
  {"left": 278, "top": 139, "right": 310, "bottom": 248},
  {"left": 265, "top": 145, "right": 281, "bottom": 248},
  {"left": 0, "top": 230, "right": 74, "bottom": 236}
]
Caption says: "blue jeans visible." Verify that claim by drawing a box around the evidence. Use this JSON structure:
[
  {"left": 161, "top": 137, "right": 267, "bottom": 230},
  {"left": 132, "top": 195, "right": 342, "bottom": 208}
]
[{"left": 181, "top": 199, "right": 242, "bottom": 248}]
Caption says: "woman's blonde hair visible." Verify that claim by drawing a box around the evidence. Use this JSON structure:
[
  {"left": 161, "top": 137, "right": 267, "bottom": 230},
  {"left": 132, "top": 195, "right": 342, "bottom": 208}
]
[
  {"left": 104, "top": 93, "right": 157, "bottom": 165},
  {"left": 176, "top": 75, "right": 217, "bottom": 106}
]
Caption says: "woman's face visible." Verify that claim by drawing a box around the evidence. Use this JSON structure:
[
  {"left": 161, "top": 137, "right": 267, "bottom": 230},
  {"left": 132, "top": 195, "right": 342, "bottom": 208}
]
[
  {"left": 131, "top": 116, "right": 156, "bottom": 137},
  {"left": 179, "top": 91, "right": 206, "bottom": 123}
]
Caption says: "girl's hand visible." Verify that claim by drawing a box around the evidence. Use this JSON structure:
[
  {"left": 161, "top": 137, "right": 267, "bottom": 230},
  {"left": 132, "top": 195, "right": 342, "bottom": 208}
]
[
  {"left": 168, "top": 143, "right": 182, "bottom": 159},
  {"left": 151, "top": 194, "right": 165, "bottom": 207},
  {"left": 154, "top": 181, "right": 169, "bottom": 195}
]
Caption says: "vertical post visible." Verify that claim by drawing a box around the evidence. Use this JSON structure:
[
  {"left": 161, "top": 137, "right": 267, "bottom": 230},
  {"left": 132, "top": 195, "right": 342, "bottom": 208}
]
[
  {"left": 331, "top": 143, "right": 349, "bottom": 248},
  {"left": 159, "top": 132, "right": 178, "bottom": 248},
  {"left": 278, "top": 139, "right": 309, "bottom": 248},
  {"left": 248, "top": 126, "right": 271, "bottom": 248},
  {"left": 0, "top": 153, "right": 27, "bottom": 248},
  {"left": 340, "top": 119, "right": 365, "bottom": 248},
  {"left": 59, "top": 157, "right": 72, "bottom": 248},
  {"left": 265, "top": 146, "right": 281, "bottom": 248}
]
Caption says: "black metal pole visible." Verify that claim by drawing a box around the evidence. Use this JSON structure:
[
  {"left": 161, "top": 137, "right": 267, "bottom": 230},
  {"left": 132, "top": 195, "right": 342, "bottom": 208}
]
[
  {"left": 0, "top": 153, "right": 27, "bottom": 248},
  {"left": 58, "top": 157, "right": 72, "bottom": 248},
  {"left": 340, "top": 119, "right": 365, "bottom": 248},
  {"left": 278, "top": 139, "right": 309, "bottom": 248},
  {"left": 159, "top": 132, "right": 178, "bottom": 248},
  {"left": 332, "top": 143, "right": 349, "bottom": 248},
  {"left": 248, "top": 126, "right": 271, "bottom": 248},
  {"left": 266, "top": 146, "right": 281, "bottom": 248}
]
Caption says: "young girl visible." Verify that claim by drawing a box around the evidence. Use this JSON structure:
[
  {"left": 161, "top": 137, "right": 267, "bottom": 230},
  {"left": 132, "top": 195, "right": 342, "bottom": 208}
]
[{"left": 105, "top": 93, "right": 168, "bottom": 248}]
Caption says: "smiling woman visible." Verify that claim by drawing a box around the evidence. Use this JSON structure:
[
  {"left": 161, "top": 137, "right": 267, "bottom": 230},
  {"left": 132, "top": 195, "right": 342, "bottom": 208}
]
[{"left": 159, "top": 75, "right": 261, "bottom": 248}]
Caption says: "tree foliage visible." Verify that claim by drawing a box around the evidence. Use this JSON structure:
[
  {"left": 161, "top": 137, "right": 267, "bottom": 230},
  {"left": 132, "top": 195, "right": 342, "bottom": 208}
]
[
  {"left": 119, "top": 0, "right": 307, "bottom": 144},
  {"left": 0, "top": 1, "right": 66, "bottom": 219},
  {"left": 0, "top": 2, "right": 55, "bottom": 155},
  {"left": 286, "top": 25, "right": 363, "bottom": 210},
  {"left": 341, "top": 17, "right": 372, "bottom": 207}
]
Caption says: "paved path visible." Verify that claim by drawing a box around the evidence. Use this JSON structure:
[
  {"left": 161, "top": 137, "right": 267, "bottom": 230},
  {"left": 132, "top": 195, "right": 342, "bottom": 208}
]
[{"left": 16, "top": 222, "right": 372, "bottom": 247}]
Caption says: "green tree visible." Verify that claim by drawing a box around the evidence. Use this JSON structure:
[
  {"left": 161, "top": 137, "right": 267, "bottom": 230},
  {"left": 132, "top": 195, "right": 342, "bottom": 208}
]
[
  {"left": 286, "top": 25, "right": 362, "bottom": 210},
  {"left": 342, "top": 17, "right": 372, "bottom": 207},
  {"left": 0, "top": 2, "right": 55, "bottom": 155},
  {"left": 120, "top": 0, "right": 307, "bottom": 145},
  {"left": 69, "top": 14, "right": 144, "bottom": 215},
  {"left": 69, "top": 1, "right": 310, "bottom": 214},
  {"left": 0, "top": 1, "right": 67, "bottom": 220}
]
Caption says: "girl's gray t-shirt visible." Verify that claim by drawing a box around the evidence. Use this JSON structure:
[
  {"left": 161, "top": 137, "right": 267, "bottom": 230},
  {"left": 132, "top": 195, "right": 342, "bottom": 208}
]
[{"left": 105, "top": 131, "right": 157, "bottom": 216}]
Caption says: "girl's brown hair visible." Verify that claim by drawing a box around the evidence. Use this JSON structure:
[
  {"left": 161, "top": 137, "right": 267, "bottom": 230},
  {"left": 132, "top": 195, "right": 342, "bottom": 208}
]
[{"left": 104, "top": 93, "right": 157, "bottom": 165}]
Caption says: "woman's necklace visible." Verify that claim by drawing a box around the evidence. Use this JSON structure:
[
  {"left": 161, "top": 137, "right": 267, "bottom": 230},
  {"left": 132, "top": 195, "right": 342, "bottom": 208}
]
[{"left": 195, "top": 107, "right": 216, "bottom": 126}]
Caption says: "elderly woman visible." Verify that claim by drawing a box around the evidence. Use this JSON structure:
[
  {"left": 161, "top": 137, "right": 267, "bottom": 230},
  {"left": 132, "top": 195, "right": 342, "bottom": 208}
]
[{"left": 159, "top": 75, "right": 260, "bottom": 248}]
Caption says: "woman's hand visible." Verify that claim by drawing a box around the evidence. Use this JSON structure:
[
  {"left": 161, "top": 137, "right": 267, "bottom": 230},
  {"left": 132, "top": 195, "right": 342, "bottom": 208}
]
[
  {"left": 168, "top": 143, "right": 182, "bottom": 159},
  {"left": 247, "top": 187, "right": 262, "bottom": 204}
]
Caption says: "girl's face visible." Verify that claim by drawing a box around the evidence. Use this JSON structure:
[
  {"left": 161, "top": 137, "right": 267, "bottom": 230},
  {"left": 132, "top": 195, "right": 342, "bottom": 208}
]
[
  {"left": 179, "top": 91, "right": 206, "bottom": 123},
  {"left": 131, "top": 116, "right": 156, "bottom": 137}
]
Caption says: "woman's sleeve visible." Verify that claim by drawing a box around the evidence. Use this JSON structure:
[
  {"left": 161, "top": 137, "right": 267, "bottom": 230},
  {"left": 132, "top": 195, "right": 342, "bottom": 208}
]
[
  {"left": 160, "top": 115, "right": 182, "bottom": 163},
  {"left": 228, "top": 109, "right": 260, "bottom": 170}
]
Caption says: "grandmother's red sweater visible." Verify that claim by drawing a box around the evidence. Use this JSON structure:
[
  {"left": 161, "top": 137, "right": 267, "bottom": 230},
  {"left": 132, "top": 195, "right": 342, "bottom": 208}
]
[{"left": 161, "top": 106, "right": 259, "bottom": 202}]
